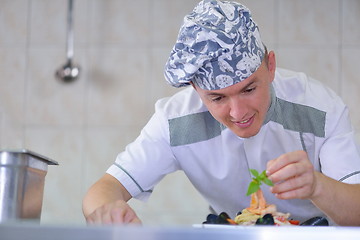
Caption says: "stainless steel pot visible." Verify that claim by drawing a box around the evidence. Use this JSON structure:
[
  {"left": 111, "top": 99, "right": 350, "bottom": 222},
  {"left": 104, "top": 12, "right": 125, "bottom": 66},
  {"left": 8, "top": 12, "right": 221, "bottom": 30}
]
[{"left": 0, "top": 149, "right": 58, "bottom": 223}]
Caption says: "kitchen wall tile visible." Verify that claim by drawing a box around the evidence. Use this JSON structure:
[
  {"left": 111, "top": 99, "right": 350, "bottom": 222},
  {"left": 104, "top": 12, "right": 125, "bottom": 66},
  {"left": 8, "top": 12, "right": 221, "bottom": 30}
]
[
  {"left": 148, "top": 48, "right": 182, "bottom": 107},
  {"left": 82, "top": 125, "right": 142, "bottom": 192},
  {"left": 25, "top": 126, "right": 84, "bottom": 225},
  {"left": 0, "top": 116, "right": 24, "bottom": 149},
  {"left": 30, "top": 0, "right": 89, "bottom": 50},
  {"left": 90, "top": 0, "right": 151, "bottom": 46},
  {"left": 25, "top": 49, "right": 85, "bottom": 126},
  {"left": 150, "top": 0, "right": 199, "bottom": 47},
  {"left": 0, "top": 114, "right": 2, "bottom": 146},
  {"left": 278, "top": 0, "right": 340, "bottom": 46},
  {"left": 30, "top": 0, "right": 66, "bottom": 47},
  {"left": 0, "top": 0, "right": 28, "bottom": 47},
  {"left": 355, "top": 129, "right": 360, "bottom": 145},
  {"left": 30, "top": 0, "right": 90, "bottom": 49},
  {"left": 0, "top": 49, "right": 26, "bottom": 148},
  {"left": 0, "top": 49, "right": 26, "bottom": 121},
  {"left": 72, "top": 0, "right": 91, "bottom": 47},
  {"left": 342, "top": 0, "right": 360, "bottom": 46},
  {"left": 240, "top": 0, "right": 276, "bottom": 48},
  {"left": 276, "top": 47, "right": 341, "bottom": 95},
  {"left": 30, "top": 0, "right": 89, "bottom": 48},
  {"left": 341, "top": 48, "right": 360, "bottom": 129},
  {"left": 86, "top": 48, "right": 151, "bottom": 126}
]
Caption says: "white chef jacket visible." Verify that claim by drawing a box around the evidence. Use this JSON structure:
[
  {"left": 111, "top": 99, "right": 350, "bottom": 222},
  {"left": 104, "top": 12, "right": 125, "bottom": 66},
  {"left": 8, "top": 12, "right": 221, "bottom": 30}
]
[{"left": 107, "top": 68, "right": 360, "bottom": 224}]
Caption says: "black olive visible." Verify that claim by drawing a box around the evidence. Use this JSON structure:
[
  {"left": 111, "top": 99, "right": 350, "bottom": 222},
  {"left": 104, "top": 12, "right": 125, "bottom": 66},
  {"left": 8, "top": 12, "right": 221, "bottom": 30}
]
[
  {"left": 217, "top": 212, "right": 232, "bottom": 224},
  {"left": 203, "top": 214, "right": 218, "bottom": 224},
  {"left": 236, "top": 211, "right": 242, "bottom": 216},
  {"left": 256, "top": 213, "right": 275, "bottom": 225},
  {"left": 300, "top": 216, "right": 329, "bottom": 226}
]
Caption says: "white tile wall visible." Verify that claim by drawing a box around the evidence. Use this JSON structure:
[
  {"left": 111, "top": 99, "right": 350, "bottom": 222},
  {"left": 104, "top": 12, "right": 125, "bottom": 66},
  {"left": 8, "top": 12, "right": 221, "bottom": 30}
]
[
  {"left": 86, "top": 48, "right": 151, "bottom": 126},
  {"left": 0, "top": 0, "right": 28, "bottom": 47},
  {"left": 0, "top": 0, "right": 359, "bottom": 226},
  {"left": 30, "top": 0, "right": 67, "bottom": 47},
  {"left": 276, "top": 48, "right": 341, "bottom": 93},
  {"left": 25, "top": 127, "right": 84, "bottom": 224},
  {"left": 90, "top": 0, "right": 151, "bottom": 46},
  {"left": 0, "top": 48, "right": 26, "bottom": 147},
  {"left": 278, "top": 0, "right": 341, "bottom": 46},
  {"left": 26, "top": 49, "right": 86, "bottom": 126},
  {"left": 151, "top": 0, "right": 200, "bottom": 46},
  {"left": 240, "top": 0, "right": 277, "bottom": 47},
  {"left": 342, "top": 48, "right": 360, "bottom": 127},
  {"left": 342, "top": 0, "right": 360, "bottom": 46}
]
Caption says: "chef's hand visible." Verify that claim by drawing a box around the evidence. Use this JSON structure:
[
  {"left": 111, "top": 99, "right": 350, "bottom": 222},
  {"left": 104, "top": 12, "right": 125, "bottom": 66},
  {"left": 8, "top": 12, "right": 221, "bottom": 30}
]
[
  {"left": 86, "top": 200, "right": 142, "bottom": 225},
  {"left": 266, "top": 150, "right": 318, "bottom": 200}
]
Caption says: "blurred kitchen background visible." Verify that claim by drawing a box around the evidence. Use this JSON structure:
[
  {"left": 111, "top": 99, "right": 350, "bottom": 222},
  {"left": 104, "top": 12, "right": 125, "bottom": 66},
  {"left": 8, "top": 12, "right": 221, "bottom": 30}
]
[{"left": 0, "top": 0, "right": 360, "bottom": 226}]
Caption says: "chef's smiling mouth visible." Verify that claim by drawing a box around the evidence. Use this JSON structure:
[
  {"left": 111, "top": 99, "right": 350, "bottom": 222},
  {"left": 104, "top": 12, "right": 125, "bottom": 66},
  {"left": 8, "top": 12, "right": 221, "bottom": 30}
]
[
  {"left": 232, "top": 115, "right": 255, "bottom": 128},
  {"left": 240, "top": 118, "right": 251, "bottom": 124}
]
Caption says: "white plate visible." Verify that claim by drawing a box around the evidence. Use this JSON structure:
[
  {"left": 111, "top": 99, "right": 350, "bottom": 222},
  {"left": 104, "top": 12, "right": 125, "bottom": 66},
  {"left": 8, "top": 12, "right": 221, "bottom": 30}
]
[{"left": 192, "top": 224, "right": 251, "bottom": 229}]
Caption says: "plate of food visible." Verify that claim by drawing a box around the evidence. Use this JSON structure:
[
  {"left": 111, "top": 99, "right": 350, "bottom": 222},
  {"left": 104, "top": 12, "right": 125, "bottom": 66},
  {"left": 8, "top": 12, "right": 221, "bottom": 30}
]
[{"left": 195, "top": 169, "right": 328, "bottom": 227}]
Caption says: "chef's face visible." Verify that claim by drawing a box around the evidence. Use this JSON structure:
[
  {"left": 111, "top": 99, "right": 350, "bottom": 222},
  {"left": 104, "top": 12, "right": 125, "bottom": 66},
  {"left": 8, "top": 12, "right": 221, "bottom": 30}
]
[{"left": 193, "top": 51, "right": 276, "bottom": 138}]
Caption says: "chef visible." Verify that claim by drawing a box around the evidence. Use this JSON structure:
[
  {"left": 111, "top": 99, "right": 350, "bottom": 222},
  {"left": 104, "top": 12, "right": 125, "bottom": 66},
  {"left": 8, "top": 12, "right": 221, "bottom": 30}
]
[{"left": 82, "top": 0, "right": 360, "bottom": 226}]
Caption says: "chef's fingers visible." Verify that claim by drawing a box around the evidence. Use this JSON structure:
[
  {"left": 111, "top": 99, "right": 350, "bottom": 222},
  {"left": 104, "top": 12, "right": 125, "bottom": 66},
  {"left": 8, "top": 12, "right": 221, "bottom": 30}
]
[
  {"left": 271, "top": 173, "right": 304, "bottom": 194},
  {"left": 123, "top": 210, "right": 142, "bottom": 225},
  {"left": 267, "top": 150, "right": 310, "bottom": 180},
  {"left": 110, "top": 208, "right": 125, "bottom": 223},
  {"left": 85, "top": 202, "right": 134, "bottom": 225},
  {"left": 130, "top": 217, "right": 142, "bottom": 224},
  {"left": 269, "top": 159, "right": 313, "bottom": 184},
  {"left": 109, "top": 203, "right": 142, "bottom": 225},
  {"left": 122, "top": 207, "right": 142, "bottom": 224},
  {"left": 102, "top": 207, "right": 116, "bottom": 225},
  {"left": 267, "top": 150, "right": 307, "bottom": 172},
  {"left": 272, "top": 182, "right": 314, "bottom": 200},
  {"left": 266, "top": 159, "right": 275, "bottom": 174},
  {"left": 271, "top": 170, "right": 315, "bottom": 199},
  {"left": 86, "top": 207, "right": 106, "bottom": 225},
  {"left": 86, "top": 216, "right": 95, "bottom": 225},
  {"left": 273, "top": 186, "right": 306, "bottom": 200}
]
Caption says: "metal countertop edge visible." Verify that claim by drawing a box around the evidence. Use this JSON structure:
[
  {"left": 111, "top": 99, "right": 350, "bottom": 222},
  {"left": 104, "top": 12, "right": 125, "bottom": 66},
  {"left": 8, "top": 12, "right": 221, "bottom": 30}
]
[{"left": 1, "top": 223, "right": 360, "bottom": 240}]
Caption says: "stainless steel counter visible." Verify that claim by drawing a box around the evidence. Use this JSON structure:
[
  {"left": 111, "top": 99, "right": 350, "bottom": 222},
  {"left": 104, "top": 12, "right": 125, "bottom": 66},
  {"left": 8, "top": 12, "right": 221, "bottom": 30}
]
[{"left": 1, "top": 223, "right": 360, "bottom": 240}]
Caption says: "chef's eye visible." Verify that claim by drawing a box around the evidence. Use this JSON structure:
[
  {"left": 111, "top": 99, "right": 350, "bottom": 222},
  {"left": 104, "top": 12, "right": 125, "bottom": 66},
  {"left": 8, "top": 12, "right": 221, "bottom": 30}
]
[
  {"left": 211, "top": 96, "right": 223, "bottom": 102},
  {"left": 244, "top": 87, "right": 256, "bottom": 93}
]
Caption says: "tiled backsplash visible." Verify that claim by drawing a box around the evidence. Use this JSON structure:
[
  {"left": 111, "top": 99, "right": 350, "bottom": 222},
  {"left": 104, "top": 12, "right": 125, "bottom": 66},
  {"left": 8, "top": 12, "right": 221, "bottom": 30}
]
[{"left": 0, "top": 0, "right": 359, "bottom": 226}]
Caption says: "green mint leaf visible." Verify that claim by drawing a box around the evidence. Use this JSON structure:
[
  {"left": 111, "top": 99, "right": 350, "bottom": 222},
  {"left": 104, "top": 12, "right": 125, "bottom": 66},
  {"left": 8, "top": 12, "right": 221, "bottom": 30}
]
[
  {"left": 259, "top": 170, "right": 267, "bottom": 180},
  {"left": 250, "top": 169, "right": 260, "bottom": 178},
  {"left": 246, "top": 181, "right": 260, "bottom": 196},
  {"left": 252, "top": 179, "right": 260, "bottom": 185},
  {"left": 247, "top": 169, "right": 273, "bottom": 196},
  {"left": 259, "top": 170, "right": 273, "bottom": 186},
  {"left": 262, "top": 177, "right": 274, "bottom": 186}
]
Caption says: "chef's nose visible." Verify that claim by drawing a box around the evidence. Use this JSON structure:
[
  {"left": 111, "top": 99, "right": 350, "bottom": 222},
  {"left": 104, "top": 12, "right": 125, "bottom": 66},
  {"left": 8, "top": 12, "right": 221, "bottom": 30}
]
[{"left": 229, "top": 98, "right": 247, "bottom": 119}]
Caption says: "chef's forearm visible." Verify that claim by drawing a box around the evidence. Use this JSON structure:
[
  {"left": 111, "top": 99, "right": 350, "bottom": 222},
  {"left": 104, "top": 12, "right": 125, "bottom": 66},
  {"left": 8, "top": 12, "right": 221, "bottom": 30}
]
[
  {"left": 311, "top": 172, "right": 360, "bottom": 226},
  {"left": 82, "top": 173, "right": 131, "bottom": 218}
]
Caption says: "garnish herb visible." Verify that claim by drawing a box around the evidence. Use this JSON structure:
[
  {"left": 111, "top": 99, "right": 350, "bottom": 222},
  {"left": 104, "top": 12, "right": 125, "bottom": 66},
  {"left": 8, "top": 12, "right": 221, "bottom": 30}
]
[{"left": 246, "top": 169, "right": 274, "bottom": 196}]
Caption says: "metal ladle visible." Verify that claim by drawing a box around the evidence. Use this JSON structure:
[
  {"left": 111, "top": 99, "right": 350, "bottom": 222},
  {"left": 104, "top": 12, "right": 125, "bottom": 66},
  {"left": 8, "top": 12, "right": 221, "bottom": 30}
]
[{"left": 55, "top": 0, "right": 80, "bottom": 83}]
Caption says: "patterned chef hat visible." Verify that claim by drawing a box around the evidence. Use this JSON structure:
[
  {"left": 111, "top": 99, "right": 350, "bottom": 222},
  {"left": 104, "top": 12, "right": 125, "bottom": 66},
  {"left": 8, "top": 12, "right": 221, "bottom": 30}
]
[{"left": 164, "top": 0, "right": 265, "bottom": 90}]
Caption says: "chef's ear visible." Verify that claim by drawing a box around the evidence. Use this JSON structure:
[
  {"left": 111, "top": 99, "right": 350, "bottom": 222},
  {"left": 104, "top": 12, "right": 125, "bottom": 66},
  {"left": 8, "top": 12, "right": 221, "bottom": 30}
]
[
  {"left": 267, "top": 51, "right": 276, "bottom": 71},
  {"left": 267, "top": 51, "right": 276, "bottom": 82}
]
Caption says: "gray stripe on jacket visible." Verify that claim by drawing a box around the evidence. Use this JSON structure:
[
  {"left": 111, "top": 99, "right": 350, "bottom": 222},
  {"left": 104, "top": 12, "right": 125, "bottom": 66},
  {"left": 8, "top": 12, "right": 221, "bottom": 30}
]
[{"left": 168, "top": 96, "right": 326, "bottom": 146}]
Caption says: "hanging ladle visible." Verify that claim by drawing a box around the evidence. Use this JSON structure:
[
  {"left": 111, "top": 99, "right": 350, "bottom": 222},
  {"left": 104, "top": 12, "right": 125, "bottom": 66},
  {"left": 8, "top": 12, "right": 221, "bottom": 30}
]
[{"left": 55, "top": 0, "right": 80, "bottom": 83}]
